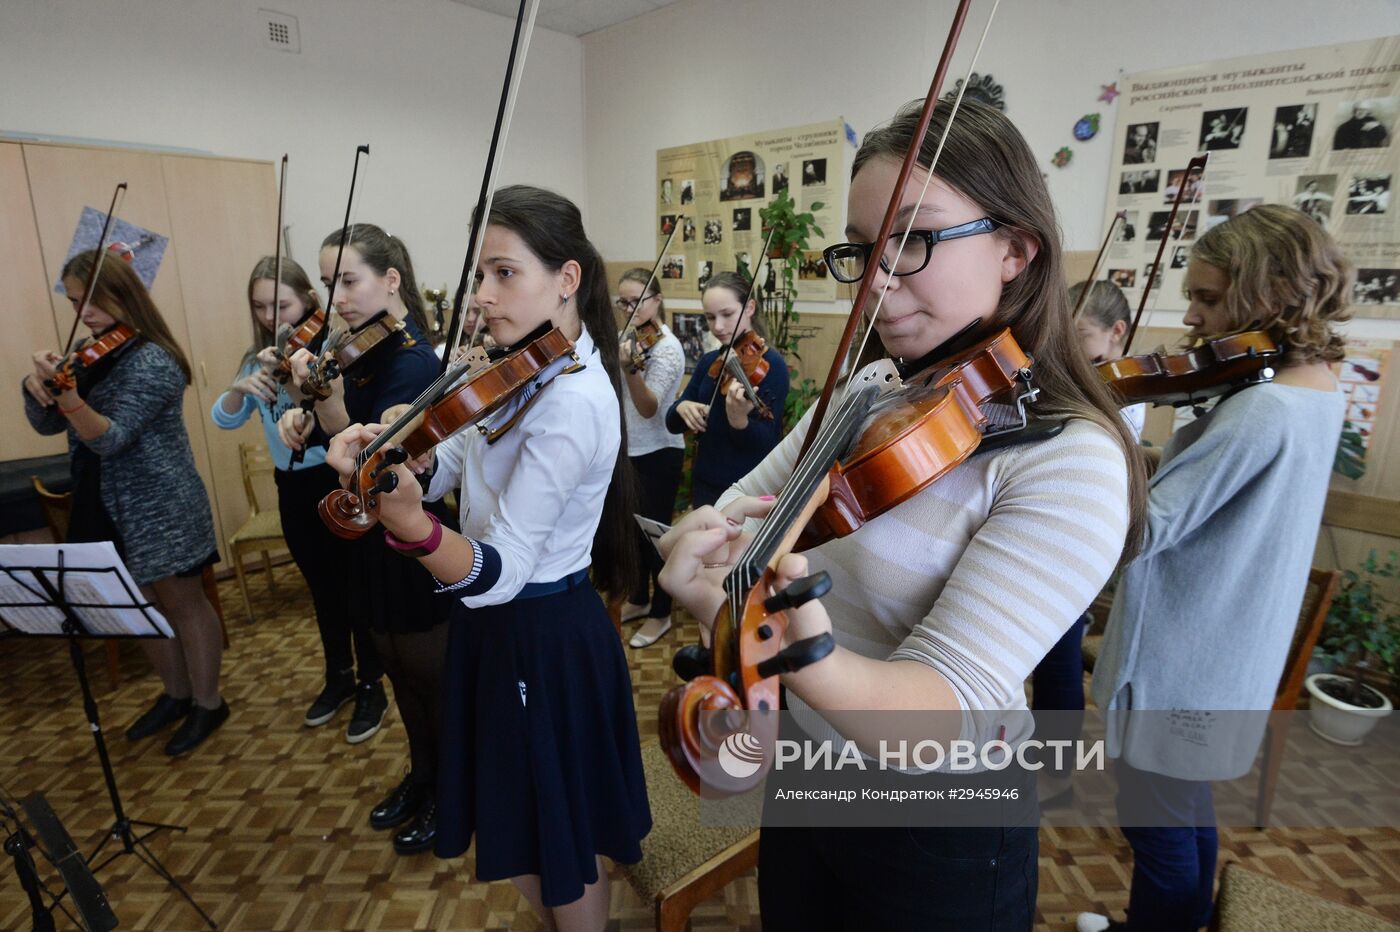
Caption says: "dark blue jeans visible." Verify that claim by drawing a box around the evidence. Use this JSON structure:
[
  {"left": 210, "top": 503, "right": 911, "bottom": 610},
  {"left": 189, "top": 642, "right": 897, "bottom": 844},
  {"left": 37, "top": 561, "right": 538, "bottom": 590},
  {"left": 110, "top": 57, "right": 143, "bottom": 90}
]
[
  {"left": 758, "top": 824, "right": 1037, "bottom": 930},
  {"left": 1031, "top": 613, "right": 1087, "bottom": 774},
  {"left": 1115, "top": 760, "right": 1218, "bottom": 931}
]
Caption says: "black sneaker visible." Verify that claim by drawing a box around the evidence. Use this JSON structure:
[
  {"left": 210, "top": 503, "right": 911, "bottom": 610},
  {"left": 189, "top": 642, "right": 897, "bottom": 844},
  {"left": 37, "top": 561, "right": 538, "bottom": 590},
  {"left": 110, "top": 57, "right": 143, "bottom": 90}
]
[
  {"left": 164, "top": 700, "right": 230, "bottom": 756},
  {"left": 347, "top": 681, "right": 387, "bottom": 745},
  {"left": 304, "top": 674, "right": 356, "bottom": 727},
  {"left": 126, "top": 694, "right": 192, "bottom": 741},
  {"left": 392, "top": 797, "right": 436, "bottom": 854}
]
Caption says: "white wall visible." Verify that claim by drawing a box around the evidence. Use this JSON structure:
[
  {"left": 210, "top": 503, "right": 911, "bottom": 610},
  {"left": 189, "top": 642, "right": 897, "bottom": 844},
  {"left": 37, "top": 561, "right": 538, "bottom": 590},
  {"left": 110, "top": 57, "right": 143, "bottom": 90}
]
[
  {"left": 583, "top": 0, "right": 1400, "bottom": 337},
  {"left": 0, "top": 0, "right": 586, "bottom": 296}
]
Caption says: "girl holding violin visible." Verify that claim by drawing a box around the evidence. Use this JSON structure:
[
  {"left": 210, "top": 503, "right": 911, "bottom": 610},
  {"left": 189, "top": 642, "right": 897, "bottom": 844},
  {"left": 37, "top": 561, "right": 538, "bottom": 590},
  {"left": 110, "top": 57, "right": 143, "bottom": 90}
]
[
  {"left": 1072, "top": 279, "right": 1146, "bottom": 437},
  {"left": 23, "top": 251, "right": 227, "bottom": 756},
  {"left": 278, "top": 224, "right": 450, "bottom": 854},
  {"left": 616, "top": 268, "right": 686, "bottom": 648},
  {"left": 658, "top": 99, "right": 1147, "bottom": 930},
  {"left": 324, "top": 186, "right": 648, "bottom": 929},
  {"left": 211, "top": 257, "right": 382, "bottom": 735},
  {"left": 665, "top": 270, "right": 789, "bottom": 508},
  {"left": 1080, "top": 205, "right": 1349, "bottom": 932}
]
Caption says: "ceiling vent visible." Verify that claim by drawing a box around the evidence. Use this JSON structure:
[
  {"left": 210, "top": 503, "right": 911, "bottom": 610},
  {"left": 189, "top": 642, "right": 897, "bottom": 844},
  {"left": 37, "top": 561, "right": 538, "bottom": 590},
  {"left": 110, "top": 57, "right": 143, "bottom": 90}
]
[{"left": 260, "top": 9, "right": 301, "bottom": 53}]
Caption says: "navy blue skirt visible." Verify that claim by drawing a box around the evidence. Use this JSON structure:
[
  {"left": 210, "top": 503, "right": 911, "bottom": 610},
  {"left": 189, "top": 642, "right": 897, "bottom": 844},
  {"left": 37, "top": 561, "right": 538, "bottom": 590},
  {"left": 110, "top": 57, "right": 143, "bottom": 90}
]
[{"left": 434, "top": 574, "right": 652, "bottom": 907}]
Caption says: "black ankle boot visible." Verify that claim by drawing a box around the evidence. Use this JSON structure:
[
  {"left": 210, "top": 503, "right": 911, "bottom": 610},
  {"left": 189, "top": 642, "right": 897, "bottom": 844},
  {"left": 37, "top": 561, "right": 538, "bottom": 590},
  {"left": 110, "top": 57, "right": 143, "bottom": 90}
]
[
  {"left": 164, "top": 701, "right": 230, "bottom": 756},
  {"left": 370, "top": 774, "right": 427, "bottom": 831},
  {"left": 392, "top": 797, "right": 436, "bottom": 855}
]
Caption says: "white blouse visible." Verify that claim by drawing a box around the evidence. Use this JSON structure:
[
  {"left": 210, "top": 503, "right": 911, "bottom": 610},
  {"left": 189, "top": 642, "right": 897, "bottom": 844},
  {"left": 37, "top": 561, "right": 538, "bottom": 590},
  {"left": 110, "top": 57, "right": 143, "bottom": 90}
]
[
  {"left": 624, "top": 323, "right": 685, "bottom": 456},
  {"left": 425, "top": 325, "right": 620, "bottom": 607}
]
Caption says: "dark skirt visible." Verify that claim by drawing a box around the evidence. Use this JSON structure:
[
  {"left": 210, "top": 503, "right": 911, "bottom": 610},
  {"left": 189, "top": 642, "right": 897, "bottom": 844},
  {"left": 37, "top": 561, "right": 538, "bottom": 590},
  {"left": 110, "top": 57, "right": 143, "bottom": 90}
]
[
  {"left": 344, "top": 500, "right": 453, "bottom": 635},
  {"left": 435, "top": 577, "right": 652, "bottom": 907}
]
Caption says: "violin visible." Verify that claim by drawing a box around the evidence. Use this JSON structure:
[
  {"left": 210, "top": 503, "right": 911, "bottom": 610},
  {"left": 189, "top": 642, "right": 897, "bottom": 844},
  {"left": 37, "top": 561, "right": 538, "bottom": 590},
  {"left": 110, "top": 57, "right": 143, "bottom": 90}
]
[
  {"left": 623, "top": 318, "right": 662, "bottom": 374},
  {"left": 300, "top": 311, "right": 406, "bottom": 402},
  {"left": 708, "top": 329, "right": 773, "bottom": 420},
  {"left": 318, "top": 324, "right": 576, "bottom": 539},
  {"left": 272, "top": 308, "right": 327, "bottom": 383},
  {"left": 46, "top": 324, "right": 138, "bottom": 394},
  {"left": 1097, "top": 330, "right": 1280, "bottom": 408}
]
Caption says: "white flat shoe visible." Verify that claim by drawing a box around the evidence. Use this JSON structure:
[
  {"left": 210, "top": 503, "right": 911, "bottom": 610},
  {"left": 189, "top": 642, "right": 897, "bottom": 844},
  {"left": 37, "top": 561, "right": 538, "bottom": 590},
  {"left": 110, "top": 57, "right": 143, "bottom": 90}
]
[
  {"left": 629, "top": 616, "right": 673, "bottom": 648},
  {"left": 620, "top": 601, "right": 650, "bottom": 623}
]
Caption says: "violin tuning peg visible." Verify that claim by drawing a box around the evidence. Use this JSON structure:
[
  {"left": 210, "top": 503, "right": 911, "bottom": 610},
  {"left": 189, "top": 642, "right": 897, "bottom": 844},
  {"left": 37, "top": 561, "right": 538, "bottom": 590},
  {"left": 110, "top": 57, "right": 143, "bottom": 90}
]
[
  {"left": 755, "top": 633, "right": 836, "bottom": 679},
  {"left": 762, "top": 571, "right": 832, "bottom": 615},
  {"left": 371, "top": 471, "right": 399, "bottom": 495},
  {"left": 380, "top": 447, "right": 409, "bottom": 466},
  {"left": 672, "top": 644, "right": 712, "bottom": 682}
]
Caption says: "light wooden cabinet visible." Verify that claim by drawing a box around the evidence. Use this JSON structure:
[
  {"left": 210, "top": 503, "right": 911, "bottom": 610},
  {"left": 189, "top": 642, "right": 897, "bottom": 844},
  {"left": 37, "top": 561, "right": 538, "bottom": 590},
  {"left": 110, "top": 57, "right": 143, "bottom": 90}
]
[{"left": 2, "top": 140, "right": 277, "bottom": 568}]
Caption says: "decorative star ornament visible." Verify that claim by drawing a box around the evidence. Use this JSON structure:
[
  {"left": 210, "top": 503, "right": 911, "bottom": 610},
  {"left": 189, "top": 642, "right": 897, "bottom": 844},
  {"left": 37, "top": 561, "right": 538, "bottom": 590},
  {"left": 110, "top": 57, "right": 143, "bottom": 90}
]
[{"left": 1099, "top": 82, "right": 1121, "bottom": 104}]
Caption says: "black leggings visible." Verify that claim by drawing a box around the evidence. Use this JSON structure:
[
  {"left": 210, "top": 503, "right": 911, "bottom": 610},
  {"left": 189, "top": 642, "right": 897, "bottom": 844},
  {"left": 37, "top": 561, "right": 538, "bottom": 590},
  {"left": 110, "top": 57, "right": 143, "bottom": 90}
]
[
  {"left": 628, "top": 447, "right": 684, "bottom": 617},
  {"left": 372, "top": 624, "right": 448, "bottom": 789},
  {"left": 276, "top": 464, "right": 383, "bottom": 684}
]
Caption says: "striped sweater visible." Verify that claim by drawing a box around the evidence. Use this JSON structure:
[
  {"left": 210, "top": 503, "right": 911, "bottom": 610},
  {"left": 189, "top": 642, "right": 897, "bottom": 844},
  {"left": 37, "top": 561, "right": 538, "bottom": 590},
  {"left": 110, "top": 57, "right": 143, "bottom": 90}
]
[{"left": 718, "top": 390, "right": 1130, "bottom": 721}]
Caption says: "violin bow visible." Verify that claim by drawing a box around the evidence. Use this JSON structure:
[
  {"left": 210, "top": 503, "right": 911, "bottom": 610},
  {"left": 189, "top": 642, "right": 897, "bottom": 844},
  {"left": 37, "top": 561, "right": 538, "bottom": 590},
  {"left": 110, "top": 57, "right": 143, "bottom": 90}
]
[
  {"left": 359, "top": 0, "right": 541, "bottom": 465},
  {"left": 704, "top": 224, "right": 778, "bottom": 411},
  {"left": 269, "top": 154, "right": 289, "bottom": 352},
  {"left": 797, "top": 0, "right": 996, "bottom": 459},
  {"left": 1124, "top": 152, "right": 1207, "bottom": 354},
  {"left": 62, "top": 182, "right": 128, "bottom": 355},
  {"left": 324, "top": 144, "right": 371, "bottom": 329},
  {"left": 617, "top": 217, "right": 682, "bottom": 339},
  {"left": 1072, "top": 210, "right": 1126, "bottom": 320},
  {"left": 440, "top": 0, "right": 544, "bottom": 372}
]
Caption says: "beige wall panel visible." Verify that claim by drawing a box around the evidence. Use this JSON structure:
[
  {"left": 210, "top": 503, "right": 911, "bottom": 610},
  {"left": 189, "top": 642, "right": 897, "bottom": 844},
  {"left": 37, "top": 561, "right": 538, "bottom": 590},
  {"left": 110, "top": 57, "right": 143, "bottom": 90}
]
[
  {"left": 160, "top": 155, "right": 278, "bottom": 567},
  {"left": 1, "top": 143, "right": 66, "bottom": 459}
]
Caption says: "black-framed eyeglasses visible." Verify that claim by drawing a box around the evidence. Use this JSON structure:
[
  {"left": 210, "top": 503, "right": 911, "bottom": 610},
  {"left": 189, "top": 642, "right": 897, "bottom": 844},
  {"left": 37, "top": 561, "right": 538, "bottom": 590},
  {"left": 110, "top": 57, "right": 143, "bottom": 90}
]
[
  {"left": 823, "top": 218, "right": 1001, "bottom": 284},
  {"left": 614, "top": 294, "right": 658, "bottom": 312}
]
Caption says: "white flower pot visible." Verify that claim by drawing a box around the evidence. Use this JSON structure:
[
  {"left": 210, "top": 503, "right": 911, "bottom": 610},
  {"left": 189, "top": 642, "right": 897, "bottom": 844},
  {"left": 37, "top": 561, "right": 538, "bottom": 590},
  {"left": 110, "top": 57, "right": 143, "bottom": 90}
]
[{"left": 1305, "top": 674, "right": 1393, "bottom": 746}]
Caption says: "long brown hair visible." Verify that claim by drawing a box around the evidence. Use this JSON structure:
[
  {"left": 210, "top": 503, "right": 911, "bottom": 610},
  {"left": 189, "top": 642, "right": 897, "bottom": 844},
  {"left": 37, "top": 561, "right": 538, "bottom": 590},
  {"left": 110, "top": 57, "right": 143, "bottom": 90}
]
[
  {"left": 242, "top": 256, "right": 322, "bottom": 371},
  {"left": 701, "top": 270, "right": 767, "bottom": 340},
  {"left": 853, "top": 99, "right": 1147, "bottom": 560},
  {"left": 319, "top": 224, "right": 431, "bottom": 335},
  {"left": 474, "top": 185, "right": 639, "bottom": 598},
  {"left": 1190, "top": 204, "right": 1351, "bottom": 366},
  {"left": 61, "top": 250, "right": 192, "bottom": 384}
]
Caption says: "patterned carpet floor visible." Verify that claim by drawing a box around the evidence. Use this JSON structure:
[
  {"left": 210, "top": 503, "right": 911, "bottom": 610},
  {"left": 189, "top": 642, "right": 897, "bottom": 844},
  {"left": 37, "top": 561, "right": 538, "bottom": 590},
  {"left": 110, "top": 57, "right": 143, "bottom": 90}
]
[{"left": 1, "top": 563, "right": 1396, "bottom": 930}]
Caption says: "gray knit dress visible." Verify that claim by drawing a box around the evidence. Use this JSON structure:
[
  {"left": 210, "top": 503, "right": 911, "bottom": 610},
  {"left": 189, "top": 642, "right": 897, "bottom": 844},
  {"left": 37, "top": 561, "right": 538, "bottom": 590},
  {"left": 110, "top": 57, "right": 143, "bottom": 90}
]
[{"left": 24, "top": 341, "right": 218, "bottom": 585}]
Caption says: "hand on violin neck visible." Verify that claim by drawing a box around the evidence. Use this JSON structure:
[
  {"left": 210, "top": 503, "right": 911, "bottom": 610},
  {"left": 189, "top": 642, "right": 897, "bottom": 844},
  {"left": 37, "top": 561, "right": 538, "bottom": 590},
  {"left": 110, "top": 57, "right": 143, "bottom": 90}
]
[
  {"left": 31, "top": 350, "right": 61, "bottom": 383},
  {"left": 724, "top": 380, "right": 756, "bottom": 429},
  {"left": 286, "top": 347, "right": 316, "bottom": 390},
  {"left": 769, "top": 552, "right": 834, "bottom": 653}
]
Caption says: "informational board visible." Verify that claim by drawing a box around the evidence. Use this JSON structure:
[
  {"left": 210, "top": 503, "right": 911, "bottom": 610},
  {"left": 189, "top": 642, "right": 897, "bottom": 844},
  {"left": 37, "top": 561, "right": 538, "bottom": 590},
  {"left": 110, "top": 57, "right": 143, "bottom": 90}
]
[
  {"left": 1100, "top": 37, "right": 1400, "bottom": 319},
  {"left": 656, "top": 119, "right": 852, "bottom": 300}
]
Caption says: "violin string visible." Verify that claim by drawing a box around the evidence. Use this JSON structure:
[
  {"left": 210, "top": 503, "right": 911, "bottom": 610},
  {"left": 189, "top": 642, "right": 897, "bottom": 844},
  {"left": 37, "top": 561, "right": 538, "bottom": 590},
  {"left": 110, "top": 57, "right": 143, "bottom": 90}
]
[{"left": 845, "top": 0, "right": 1001, "bottom": 381}]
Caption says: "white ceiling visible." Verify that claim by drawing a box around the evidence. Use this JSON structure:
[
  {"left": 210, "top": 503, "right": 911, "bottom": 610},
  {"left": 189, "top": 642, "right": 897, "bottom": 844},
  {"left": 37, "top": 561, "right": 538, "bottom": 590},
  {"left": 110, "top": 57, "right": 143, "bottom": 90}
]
[{"left": 447, "top": 0, "right": 684, "bottom": 36}]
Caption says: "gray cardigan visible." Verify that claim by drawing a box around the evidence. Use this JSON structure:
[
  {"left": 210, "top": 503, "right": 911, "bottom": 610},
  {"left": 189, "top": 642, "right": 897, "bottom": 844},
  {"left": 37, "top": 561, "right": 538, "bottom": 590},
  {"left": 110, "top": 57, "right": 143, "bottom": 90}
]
[
  {"left": 1091, "top": 382, "right": 1345, "bottom": 779},
  {"left": 24, "top": 342, "right": 217, "bottom": 585}
]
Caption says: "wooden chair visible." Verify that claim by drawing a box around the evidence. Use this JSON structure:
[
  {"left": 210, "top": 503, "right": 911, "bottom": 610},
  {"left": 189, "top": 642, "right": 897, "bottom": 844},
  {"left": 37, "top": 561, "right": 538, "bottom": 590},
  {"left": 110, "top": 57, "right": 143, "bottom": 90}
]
[
  {"left": 621, "top": 742, "right": 759, "bottom": 932},
  {"left": 227, "top": 442, "right": 285, "bottom": 622},
  {"left": 1256, "top": 567, "right": 1340, "bottom": 827},
  {"left": 1210, "top": 861, "right": 1398, "bottom": 931}
]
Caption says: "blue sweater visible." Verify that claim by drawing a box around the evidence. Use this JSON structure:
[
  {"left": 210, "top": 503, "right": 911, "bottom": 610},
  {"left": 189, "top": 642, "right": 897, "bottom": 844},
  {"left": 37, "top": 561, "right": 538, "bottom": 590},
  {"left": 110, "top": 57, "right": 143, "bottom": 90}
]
[
  {"left": 665, "top": 346, "right": 788, "bottom": 491},
  {"left": 210, "top": 359, "right": 327, "bottom": 471}
]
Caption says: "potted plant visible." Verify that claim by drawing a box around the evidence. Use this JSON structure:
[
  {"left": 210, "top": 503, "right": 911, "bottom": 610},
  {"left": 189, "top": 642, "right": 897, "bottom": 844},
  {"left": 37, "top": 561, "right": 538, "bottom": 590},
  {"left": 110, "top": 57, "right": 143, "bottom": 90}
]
[
  {"left": 754, "top": 189, "right": 825, "bottom": 425},
  {"left": 1306, "top": 549, "right": 1398, "bottom": 745}
]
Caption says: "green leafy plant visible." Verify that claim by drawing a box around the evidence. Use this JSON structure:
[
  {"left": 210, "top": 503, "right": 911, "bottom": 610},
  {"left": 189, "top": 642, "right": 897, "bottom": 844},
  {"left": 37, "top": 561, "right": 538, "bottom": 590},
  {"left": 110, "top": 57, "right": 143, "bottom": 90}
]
[
  {"left": 1333, "top": 420, "right": 1367, "bottom": 479},
  {"left": 1318, "top": 549, "right": 1400, "bottom": 706},
  {"left": 751, "top": 189, "right": 825, "bottom": 423}
]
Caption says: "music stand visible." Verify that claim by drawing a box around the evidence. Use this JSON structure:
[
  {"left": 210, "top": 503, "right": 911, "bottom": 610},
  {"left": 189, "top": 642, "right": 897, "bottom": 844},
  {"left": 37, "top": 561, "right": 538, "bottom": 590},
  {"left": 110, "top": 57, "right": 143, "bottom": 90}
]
[{"left": 0, "top": 543, "right": 216, "bottom": 930}]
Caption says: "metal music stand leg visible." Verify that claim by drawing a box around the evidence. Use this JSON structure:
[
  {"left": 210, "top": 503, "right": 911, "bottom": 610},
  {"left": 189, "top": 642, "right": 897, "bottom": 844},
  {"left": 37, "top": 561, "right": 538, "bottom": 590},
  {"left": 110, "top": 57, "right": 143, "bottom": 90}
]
[{"left": 60, "top": 619, "right": 216, "bottom": 930}]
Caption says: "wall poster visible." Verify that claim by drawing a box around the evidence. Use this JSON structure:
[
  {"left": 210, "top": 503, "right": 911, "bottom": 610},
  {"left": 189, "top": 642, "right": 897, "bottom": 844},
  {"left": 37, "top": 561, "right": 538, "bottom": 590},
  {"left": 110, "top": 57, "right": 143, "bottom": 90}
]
[
  {"left": 1100, "top": 37, "right": 1400, "bottom": 320},
  {"left": 656, "top": 119, "right": 851, "bottom": 300}
]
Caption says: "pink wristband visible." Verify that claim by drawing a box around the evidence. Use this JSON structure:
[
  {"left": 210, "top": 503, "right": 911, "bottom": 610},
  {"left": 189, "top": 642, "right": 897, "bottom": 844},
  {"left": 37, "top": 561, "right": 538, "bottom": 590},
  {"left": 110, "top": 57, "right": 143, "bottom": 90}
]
[{"left": 383, "top": 512, "right": 443, "bottom": 558}]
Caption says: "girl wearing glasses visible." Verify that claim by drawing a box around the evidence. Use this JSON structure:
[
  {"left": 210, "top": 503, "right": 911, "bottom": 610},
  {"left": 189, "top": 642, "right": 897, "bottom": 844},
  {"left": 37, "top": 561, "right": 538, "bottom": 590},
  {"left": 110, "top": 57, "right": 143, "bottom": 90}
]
[
  {"left": 664, "top": 271, "right": 789, "bottom": 508},
  {"left": 616, "top": 269, "right": 686, "bottom": 647},
  {"left": 657, "top": 99, "right": 1146, "bottom": 929}
]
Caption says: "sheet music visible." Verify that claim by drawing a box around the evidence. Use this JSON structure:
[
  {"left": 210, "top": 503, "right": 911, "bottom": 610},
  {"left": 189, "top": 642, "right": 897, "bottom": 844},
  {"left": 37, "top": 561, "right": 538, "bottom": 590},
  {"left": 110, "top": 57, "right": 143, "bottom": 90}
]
[
  {"left": 0, "top": 542, "right": 173, "bottom": 637},
  {"left": 633, "top": 515, "right": 671, "bottom": 559}
]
